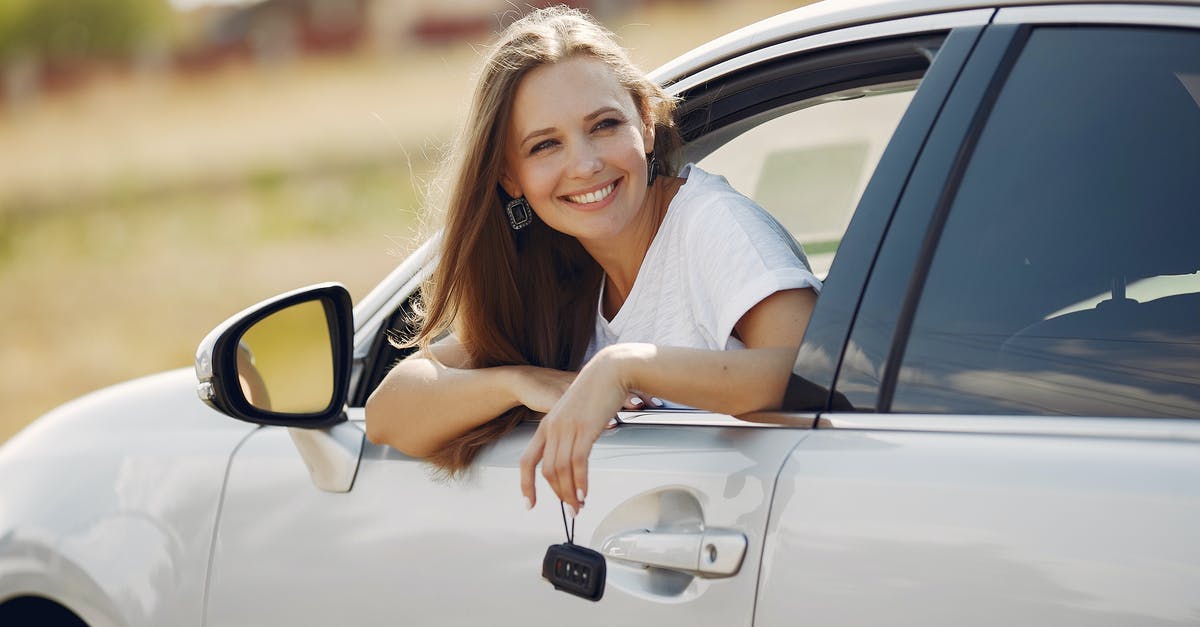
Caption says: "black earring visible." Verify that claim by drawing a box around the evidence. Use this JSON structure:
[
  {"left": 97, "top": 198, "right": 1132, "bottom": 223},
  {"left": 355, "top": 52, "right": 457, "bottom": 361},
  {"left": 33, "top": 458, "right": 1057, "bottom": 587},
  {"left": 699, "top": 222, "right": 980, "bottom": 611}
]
[
  {"left": 646, "top": 152, "right": 659, "bottom": 187},
  {"left": 506, "top": 196, "right": 533, "bottom": 231}
]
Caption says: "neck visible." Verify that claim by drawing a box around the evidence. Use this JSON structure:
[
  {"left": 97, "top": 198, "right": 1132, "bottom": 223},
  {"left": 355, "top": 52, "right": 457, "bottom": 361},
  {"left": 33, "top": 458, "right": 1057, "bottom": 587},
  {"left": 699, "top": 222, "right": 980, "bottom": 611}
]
[{"left": 582, "top": 176, "right": 685, "bottom": 318}]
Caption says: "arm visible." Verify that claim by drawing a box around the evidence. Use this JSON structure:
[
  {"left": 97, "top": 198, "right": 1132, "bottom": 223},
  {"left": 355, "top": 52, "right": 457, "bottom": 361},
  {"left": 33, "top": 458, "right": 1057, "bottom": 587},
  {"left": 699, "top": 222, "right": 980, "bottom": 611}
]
[
  {"left": 236, "top": 342, "right": 272, "bottom": 410},
  {"left": 365, "top": 335, "right": 576, "bottom": 458},
  {"left": 519, "top": 288, "right": 817, "bottom": 511},
  {"left": 621, "top": 286, "right": 817, "bottom": 416}
]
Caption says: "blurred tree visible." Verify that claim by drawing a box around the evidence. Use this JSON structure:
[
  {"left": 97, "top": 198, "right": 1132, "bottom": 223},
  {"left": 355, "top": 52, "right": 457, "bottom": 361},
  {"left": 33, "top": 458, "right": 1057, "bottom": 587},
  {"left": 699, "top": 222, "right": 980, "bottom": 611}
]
[{"left": 0, "top": 0, "right": 171, "bottom": 67}]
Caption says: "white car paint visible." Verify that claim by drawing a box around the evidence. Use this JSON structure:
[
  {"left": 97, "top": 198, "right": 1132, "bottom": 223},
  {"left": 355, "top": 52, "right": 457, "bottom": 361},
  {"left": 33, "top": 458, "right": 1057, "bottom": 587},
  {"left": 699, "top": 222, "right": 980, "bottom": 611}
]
[
  {"left": 4, "top": 0, "right": 1200, "bottom": 625},
  {"left": 758, "top": 420, "right": 1200, "bottom": 625},
  {"left": 202, "top": 410, "right": 811, "bottom": 626},
  {"left": 0, "top": 371, "right": 256, "bottom": 626}
]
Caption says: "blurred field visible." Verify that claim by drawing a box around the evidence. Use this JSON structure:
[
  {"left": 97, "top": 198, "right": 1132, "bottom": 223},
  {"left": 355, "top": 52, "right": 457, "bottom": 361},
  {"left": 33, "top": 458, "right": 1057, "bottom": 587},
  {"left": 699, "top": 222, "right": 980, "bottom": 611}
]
[{"left": 0, "top": 0, "right": 799, "bottom": 444}]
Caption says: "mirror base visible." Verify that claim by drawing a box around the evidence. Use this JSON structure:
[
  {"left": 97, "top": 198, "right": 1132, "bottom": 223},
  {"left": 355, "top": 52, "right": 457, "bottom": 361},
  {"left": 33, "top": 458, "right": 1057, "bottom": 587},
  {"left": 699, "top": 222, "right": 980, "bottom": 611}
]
[{"left": 287, "top": 422, "right": 363, "bottom": 493}]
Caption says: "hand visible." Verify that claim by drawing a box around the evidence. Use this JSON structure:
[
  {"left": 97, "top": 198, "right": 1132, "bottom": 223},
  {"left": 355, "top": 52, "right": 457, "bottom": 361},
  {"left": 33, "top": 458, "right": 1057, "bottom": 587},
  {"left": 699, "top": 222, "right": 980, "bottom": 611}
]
[
  {"left": 622, "top": 391, "right": 662, "bottom": 410},
  {"left": 509, "top": 365, "right": 577, "bottom": 413},
  {"left": 519, "top": 349, "right": 632, "bottom": 513},
  {"left": 510, "top": 365, "right": 649, "bottom": 414}
]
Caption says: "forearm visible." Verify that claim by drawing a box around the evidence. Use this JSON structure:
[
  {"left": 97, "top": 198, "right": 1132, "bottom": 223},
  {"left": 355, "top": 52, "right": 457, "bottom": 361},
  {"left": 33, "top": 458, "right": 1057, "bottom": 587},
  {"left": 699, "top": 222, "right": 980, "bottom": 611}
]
[
  {"left": 599, "top": 343, "right": 798, "bottom": 416},
  {"left": 365, "top": 358, "right": 519, "bottom": 457}
]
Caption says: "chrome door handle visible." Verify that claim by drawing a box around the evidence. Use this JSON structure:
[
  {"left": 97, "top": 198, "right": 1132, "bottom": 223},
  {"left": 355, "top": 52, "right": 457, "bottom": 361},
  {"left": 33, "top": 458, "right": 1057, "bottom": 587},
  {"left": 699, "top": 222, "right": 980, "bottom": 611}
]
[{"left": 600, "top": 529, "right": 747, "bottom": 577}]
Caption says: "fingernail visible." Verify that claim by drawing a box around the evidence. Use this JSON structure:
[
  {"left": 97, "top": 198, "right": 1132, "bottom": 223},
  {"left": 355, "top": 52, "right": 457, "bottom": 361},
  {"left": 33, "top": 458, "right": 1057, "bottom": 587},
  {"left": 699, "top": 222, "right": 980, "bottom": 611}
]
[
  {"left": 565, "top": 504, "right": 576, "bottom": 518},
  {"left": 651, "top": 397, "right": 664, "bottom": 407},
  {"left": 629, "top": 397, "right": 643, "bottom": 407},
  {"left": 576, "top": 489, "right": 585, "bottom": 503},
  {"left": 523, "top": 496, "right": 532, "bottom": 510}
]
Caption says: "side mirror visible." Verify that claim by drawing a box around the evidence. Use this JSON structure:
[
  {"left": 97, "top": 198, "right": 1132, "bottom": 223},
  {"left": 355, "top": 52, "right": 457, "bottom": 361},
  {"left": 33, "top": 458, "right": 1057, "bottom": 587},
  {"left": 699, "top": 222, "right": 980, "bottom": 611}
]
[{"left": 196, "top": 283, "right": 353, "bottom": 428}]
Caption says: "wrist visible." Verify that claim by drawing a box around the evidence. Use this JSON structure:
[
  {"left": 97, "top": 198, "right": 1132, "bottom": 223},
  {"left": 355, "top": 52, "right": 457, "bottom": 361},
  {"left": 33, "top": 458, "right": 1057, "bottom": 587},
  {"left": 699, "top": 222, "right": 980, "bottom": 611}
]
[
  {"left": 495, "top": 365, "right": 525, "bottom": 410},
  {"left": 591, "top": 343, "right": 654, "bottom": 392}
]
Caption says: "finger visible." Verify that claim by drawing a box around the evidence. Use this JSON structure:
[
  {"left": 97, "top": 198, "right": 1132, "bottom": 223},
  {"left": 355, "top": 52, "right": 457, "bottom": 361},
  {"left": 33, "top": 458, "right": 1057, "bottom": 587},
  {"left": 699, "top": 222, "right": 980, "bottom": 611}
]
[
  {"left": 519, "top": 427, "right": 546, "bottom": 510},
  {"left": 549, "top": 427, "right": 577, "bottom": 510},
  {"left": 621, "top": 394, "right": 647, "bottom": 410},
  {"left": 571, "top": 431, "right": 592, "bottom": 508},
  {"left": 540, "top": 427, "right": 562, "bottom": 506}
]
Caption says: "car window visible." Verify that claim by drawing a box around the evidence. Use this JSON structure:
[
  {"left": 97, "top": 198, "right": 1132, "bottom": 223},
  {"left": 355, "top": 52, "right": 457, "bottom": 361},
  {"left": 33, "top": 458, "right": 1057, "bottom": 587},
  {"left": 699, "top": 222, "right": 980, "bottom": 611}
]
[
  {"left": 892, "top": 26, "right": 1200, "bottom": 418},
  {"left": 698, "top": 86, "right": 916, "bottom": 279},
  {"left": 356, "top": 34, "right": 943, "bottom": 408}
]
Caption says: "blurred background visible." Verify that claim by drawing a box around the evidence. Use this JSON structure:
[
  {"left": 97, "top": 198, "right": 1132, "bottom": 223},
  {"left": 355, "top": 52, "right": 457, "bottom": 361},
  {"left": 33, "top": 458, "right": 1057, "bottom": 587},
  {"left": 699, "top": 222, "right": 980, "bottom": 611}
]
[{"left": 0, "top": 0, "right": 800, "bottom": 444}]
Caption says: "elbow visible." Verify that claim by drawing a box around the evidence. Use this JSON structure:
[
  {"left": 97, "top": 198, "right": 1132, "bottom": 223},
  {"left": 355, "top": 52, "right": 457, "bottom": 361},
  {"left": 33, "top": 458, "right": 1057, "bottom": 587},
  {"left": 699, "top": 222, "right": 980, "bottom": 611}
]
[
  {"left": 363, "top": 391, "right": 390, "bottom": 447},
  {"left": 364, "top": 390, "right": 402, "bottom": 448},
  {"left": 364, "top": 389, "right": 438, "bottom": 459}
]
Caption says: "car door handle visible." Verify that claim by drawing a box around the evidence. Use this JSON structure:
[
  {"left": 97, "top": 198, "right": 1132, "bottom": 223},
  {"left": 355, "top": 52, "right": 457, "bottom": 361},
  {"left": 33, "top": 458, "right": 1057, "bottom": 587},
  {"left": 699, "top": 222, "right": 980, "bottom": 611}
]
[{"left": 600, "top": 528, "right": 747, "bottom": 577}]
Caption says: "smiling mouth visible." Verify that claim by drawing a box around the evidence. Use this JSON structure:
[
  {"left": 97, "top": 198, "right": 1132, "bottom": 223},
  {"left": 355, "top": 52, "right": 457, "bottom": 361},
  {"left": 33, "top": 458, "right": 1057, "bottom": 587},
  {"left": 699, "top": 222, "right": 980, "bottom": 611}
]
[{"left": 564, "top": 180, "right": 618, "bottom": 205}]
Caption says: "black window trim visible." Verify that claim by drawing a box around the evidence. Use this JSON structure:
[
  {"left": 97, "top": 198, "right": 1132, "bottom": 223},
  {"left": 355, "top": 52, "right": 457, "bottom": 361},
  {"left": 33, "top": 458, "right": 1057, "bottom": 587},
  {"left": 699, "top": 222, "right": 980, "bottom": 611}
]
[
  {"left": 675, "top": 34, "right": 943, "bottom": 146},
  {"left": 768, "top": 25, "right": 988, "bottom": 412},
  {"left": 875, "top": 23, "right": 1031, "bottom": 412},
  {"left": 825, "top": 19, "right": 1028, "bottom": 413}
]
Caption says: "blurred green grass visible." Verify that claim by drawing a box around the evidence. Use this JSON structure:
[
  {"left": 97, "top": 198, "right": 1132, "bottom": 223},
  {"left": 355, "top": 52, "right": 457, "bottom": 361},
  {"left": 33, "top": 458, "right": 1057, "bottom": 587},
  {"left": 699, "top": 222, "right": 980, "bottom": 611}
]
[
  {"left": 0, "top": 0, "right": 802, "bottom": 444},
  {"left": 0, "top": 159, "right": 426, "bottom": 443}
]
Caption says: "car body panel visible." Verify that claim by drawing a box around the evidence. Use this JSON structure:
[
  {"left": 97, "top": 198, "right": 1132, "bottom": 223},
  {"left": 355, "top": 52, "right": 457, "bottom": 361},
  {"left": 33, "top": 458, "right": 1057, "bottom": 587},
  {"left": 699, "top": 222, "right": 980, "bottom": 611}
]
[
  {"left": 0, "top": 370, "right": 256, "bottom": 626},
  {"left": 756, "top": 422, "right": 1200, "bottom": 626},
  {"left": 203, "top": 411, "right": 811, "bottom": 626},
  {"left": 994, "top": 1, "right": 1200, "bottom": 25}
]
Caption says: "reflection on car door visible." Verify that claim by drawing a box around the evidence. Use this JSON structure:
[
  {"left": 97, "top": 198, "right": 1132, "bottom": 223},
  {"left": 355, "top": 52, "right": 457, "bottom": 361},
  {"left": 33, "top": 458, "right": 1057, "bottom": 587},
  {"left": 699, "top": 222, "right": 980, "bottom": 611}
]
[{"left": 202, "top": 413, "right": 810, "bottom": 626}]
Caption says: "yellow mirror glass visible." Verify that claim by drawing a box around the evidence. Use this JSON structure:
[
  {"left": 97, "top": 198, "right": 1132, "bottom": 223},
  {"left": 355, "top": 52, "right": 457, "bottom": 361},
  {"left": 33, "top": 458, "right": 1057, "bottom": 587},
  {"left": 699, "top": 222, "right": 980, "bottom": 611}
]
[{"left": 236, "top": 300, "right": 334, "bottom": 413}]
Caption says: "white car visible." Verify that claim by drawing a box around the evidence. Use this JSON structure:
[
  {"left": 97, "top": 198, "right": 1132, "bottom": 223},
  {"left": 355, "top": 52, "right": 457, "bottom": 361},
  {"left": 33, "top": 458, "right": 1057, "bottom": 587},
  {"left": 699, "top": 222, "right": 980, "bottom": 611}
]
[{"left": 3, "top": 0, "right": 1200, "bottom": 625}]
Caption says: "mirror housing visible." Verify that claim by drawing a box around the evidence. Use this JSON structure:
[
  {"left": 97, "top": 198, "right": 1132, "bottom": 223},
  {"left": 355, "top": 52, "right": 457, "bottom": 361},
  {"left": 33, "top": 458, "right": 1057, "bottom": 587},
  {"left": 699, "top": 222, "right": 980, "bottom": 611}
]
[{"left": 196, "top": 283, "right": 353, "bottom": 428}]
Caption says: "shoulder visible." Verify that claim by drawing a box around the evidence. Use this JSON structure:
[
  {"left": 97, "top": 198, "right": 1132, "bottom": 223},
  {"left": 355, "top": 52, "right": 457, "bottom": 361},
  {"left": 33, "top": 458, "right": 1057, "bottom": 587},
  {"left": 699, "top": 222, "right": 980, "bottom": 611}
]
[
  {"left": 668, "top": 164, "right": 792, "bottom": 247},
  {"left": 673, "top": 164, "right": 759, "bottom": 215}
]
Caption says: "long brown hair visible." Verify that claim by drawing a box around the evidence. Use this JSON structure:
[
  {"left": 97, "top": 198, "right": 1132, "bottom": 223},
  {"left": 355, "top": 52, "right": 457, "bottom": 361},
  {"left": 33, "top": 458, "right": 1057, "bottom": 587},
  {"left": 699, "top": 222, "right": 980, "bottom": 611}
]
[{"left": 403, "top": 5, "right": 681, "bottom": 475}]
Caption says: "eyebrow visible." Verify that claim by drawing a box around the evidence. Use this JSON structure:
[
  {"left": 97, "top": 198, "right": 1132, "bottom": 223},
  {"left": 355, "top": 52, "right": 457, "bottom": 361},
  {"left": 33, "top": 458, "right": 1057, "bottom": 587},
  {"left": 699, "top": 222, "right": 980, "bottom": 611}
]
[{"left": 518, "top": 106, "right": 624, "bottom": 148}]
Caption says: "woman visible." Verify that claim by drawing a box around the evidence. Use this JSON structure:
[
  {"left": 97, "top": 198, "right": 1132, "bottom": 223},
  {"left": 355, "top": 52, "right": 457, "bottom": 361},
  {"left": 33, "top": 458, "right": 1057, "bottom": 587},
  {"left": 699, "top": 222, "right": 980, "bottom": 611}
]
[{"left": 365, "top": 6, "right": 820, "bottom": 515}]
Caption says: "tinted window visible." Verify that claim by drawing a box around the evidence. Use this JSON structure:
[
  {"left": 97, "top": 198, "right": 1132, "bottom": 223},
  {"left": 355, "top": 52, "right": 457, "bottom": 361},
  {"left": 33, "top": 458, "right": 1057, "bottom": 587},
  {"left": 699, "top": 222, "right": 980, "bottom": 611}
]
[{"left": 893, "top": 27, "right": 1200, "bottom": 417}]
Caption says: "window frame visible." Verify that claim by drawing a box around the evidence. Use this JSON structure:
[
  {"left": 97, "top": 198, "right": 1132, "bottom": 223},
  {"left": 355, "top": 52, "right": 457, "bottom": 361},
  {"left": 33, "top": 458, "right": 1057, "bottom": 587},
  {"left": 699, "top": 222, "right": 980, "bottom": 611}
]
[
  {"left": 832, "top": 21, "right": 1023, "bottom": 413},
  {"left": 346, "top": 18, "right": 994, "bottom": 418},
  {"left": 846, "top": 4, "right": 1200, "bottom": 418},
  {"left": 652, "top": 26, "right": 988, "bottom": 422}
]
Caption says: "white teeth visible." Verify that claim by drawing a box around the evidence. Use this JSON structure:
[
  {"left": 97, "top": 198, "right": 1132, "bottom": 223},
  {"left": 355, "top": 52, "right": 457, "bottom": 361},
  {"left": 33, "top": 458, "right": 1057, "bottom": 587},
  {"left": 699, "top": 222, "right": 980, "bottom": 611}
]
[{"left": 567, "top": 182, "right": 615, "bottom": 204}]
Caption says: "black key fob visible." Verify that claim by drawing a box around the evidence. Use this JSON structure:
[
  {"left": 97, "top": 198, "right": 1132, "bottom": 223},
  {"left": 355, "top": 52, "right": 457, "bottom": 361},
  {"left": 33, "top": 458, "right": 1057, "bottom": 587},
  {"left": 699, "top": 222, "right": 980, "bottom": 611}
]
[{"left": 542, "top": 542, "right": 606, "bottom": 601}]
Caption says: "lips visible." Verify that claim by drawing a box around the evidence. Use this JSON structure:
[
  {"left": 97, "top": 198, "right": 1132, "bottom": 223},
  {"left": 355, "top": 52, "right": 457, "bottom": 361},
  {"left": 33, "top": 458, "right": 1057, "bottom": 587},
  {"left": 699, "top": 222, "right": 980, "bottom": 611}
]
[{"left": 564, "top": 180, "right": 618, "bottom": 205}]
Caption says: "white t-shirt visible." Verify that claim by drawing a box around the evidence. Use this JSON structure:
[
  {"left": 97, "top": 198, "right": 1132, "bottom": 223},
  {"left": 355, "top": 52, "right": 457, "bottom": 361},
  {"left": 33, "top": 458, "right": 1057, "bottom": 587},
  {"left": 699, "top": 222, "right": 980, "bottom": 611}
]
[{"left": 586, "top": 164, "right": 821, "bottom": 362}]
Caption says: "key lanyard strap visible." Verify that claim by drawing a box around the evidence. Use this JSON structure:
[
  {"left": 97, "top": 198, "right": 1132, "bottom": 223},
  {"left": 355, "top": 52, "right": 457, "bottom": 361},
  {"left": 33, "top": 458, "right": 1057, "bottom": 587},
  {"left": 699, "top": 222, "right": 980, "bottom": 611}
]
[{"left": 559, "top": 501, "right": 576, "bottom": 544}]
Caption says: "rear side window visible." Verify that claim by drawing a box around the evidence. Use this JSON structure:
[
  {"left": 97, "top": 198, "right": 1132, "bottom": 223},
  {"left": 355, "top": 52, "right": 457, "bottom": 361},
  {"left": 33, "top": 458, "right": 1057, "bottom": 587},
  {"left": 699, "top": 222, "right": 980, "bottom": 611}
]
[{"left": 893, "top": 26, "right": 1200, "bottom": 417}]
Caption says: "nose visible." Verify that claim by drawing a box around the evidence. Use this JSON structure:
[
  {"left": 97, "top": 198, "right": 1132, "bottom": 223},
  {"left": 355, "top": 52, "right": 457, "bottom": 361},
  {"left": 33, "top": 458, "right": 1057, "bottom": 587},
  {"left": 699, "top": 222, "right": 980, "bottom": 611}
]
[{"left": 566, "top": 137, "right": 603, "bottom": 179}]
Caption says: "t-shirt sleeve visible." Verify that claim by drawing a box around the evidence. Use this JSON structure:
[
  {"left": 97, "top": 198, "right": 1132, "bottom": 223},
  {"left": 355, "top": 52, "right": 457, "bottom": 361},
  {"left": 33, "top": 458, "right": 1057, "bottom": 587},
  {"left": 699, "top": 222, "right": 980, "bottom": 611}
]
[{"left": 683, "top": 190, "right": 822, "bottom": 348}]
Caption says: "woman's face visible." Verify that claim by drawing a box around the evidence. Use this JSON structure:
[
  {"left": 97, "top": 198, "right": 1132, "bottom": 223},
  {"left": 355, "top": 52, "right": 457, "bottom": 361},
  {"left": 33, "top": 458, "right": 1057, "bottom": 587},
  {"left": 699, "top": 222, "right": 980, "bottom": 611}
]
[{"left": 501, "top": 56, "right": 655, "bottom": 247}]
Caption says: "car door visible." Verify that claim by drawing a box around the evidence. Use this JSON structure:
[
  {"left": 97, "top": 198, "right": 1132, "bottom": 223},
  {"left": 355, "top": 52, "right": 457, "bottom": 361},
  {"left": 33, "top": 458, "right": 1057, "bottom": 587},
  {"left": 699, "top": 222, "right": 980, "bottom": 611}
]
[
  {"left": 757, "top": 5, "right": 1200, "bottom": 625},
  {"left": 199, "top": 10, "right": 990, "bottom": 627}
]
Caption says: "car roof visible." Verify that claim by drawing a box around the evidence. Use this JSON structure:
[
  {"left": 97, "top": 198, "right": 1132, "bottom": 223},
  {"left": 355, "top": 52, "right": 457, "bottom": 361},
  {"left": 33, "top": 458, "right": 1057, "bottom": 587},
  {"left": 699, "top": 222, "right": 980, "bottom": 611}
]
[{"left": 650, "top": 0, "right": 1200, "bottom": 84}]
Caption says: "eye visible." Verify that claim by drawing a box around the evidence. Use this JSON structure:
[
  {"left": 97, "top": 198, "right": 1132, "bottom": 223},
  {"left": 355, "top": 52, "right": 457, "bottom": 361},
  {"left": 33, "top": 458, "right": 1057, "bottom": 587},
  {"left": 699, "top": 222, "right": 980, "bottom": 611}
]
[
  {"left": 530, "top": 139, "right": 558, "bottom": 155},
  {"left": 593, "top": 117, "right": 623, "bottom": 132}
]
